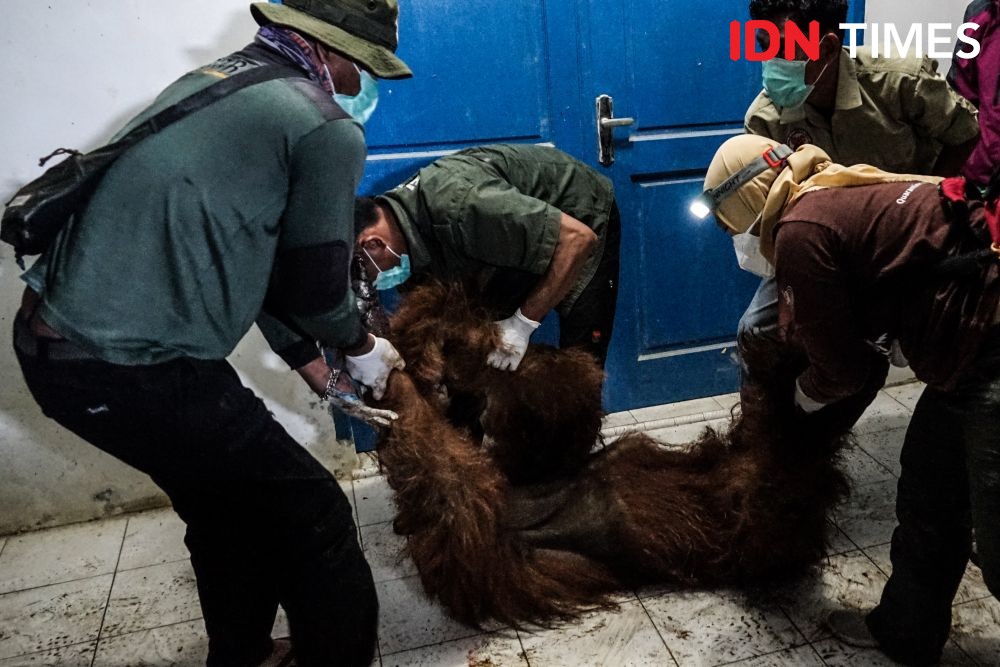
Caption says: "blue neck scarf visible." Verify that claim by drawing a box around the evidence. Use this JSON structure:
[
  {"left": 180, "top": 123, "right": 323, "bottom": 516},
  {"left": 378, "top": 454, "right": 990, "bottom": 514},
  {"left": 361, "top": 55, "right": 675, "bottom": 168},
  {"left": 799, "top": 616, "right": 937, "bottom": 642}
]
[{"left": 254, "top": 25, "right": 334, "bottom": 95}]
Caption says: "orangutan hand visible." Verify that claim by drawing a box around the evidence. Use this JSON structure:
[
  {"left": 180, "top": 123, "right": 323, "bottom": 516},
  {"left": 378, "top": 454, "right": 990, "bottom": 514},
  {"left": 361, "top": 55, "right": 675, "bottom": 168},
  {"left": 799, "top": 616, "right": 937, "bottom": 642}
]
[
  {"left": 321, "top": 352, "right": 398, "bottom": 428},
  {"left": 326, "top": 369, "right": 399, "bottom": 428}
]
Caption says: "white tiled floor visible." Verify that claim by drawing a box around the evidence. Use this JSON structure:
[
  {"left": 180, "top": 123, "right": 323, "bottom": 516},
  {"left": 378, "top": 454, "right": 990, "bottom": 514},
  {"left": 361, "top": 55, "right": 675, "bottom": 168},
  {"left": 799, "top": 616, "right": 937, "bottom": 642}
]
[{"left": 1, "top": 381, "right": 998, "bottom": 666}]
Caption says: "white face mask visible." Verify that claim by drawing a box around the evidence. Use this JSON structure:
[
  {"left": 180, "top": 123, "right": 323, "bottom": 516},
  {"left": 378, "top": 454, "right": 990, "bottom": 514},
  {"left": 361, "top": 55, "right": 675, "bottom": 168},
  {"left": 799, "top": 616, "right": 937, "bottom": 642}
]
[{"left": 732, "top": 219, "right": 775, "bottom": 279}]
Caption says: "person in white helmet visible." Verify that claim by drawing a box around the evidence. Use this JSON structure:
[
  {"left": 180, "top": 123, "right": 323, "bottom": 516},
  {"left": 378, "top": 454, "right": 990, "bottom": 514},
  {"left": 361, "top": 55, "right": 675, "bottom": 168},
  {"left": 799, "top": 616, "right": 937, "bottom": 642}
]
[{"left": 702, "top": 134, "right": 1000, "bottom": 666}]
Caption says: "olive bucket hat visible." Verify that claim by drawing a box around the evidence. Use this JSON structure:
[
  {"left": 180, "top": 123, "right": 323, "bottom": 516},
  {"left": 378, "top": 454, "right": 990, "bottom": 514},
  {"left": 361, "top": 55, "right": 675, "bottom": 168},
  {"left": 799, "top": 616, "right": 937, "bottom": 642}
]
[{"left": 250, "top": 0, "right": 412, "bottom": 79}]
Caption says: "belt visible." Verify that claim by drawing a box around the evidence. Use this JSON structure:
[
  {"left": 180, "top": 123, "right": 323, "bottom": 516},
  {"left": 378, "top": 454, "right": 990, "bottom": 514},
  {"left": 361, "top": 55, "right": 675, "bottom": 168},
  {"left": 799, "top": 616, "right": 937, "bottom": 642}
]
[{"left": 13, "top": 314, "right": 97, "bottom": 362}]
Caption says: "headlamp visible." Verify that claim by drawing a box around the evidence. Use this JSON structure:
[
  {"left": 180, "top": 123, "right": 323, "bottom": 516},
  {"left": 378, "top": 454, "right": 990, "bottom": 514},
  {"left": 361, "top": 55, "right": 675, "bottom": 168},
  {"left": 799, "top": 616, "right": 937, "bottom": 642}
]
[
  {"left": 690, "top": 144, "right": 793, "bottom": 220},
  {"left": 689, "top": 195, "right": 713, "bottom": 220}
]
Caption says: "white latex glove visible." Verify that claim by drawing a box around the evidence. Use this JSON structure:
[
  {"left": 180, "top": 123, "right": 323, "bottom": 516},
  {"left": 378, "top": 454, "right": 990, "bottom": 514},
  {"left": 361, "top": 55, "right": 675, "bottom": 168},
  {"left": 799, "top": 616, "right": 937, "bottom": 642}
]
[
  {"left": 793, "top": 378, "right": 828, "bottom": 414},
  {"left": 487, "top": 309, "right": 540, "bottom": 371},
  {"left": 345, "top": 335, "right": 405, "bottom": 400}
]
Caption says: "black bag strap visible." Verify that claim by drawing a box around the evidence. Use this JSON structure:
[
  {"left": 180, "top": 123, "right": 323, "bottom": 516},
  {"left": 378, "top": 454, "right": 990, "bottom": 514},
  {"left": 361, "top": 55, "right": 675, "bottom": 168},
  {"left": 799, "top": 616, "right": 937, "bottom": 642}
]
[{"left": 119, "top": 61, "right": 304, "bottom": 146}]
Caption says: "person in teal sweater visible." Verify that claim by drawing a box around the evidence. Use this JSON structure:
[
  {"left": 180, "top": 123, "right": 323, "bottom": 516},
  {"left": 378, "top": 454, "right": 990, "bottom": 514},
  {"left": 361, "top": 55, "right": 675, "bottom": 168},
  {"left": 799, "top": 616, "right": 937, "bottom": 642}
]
[{"left": 12, "top": 2, "right": 410, "bottom": 665}]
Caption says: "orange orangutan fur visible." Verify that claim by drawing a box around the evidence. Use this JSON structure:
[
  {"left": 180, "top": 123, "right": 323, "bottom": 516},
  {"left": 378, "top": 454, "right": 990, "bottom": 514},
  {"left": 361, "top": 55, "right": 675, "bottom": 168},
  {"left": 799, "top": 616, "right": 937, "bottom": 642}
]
[{"left": 375, "top": 282, "right": 850, "bottom": 627}]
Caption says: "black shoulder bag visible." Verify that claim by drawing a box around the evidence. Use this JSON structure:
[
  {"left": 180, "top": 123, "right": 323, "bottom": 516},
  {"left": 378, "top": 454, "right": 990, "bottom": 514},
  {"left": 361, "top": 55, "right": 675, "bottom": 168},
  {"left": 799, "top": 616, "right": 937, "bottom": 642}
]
[{"left": 1, "top": 62, "right": 301, "bottom": 267}]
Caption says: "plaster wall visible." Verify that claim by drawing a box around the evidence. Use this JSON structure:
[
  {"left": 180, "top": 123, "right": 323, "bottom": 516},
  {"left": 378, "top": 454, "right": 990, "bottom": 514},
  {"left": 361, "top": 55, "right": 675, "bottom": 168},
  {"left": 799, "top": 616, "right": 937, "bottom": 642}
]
[{"left": 0, "top": 1, "right": 357, "bottom": 536}]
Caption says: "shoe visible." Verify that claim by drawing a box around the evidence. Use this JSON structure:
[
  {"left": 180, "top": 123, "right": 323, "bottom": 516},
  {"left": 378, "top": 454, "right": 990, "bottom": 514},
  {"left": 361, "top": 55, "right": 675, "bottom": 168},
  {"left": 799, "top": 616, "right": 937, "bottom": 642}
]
[{"left": 825, "top": 609, "right": 881, "bottom": 649}]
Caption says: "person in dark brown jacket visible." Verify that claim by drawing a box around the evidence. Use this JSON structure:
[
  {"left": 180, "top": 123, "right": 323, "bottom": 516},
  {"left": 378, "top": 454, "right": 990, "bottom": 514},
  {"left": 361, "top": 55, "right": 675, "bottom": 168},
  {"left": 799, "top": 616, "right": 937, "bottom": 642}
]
[{"left": 704, "top": 135, "right": 1000, "bottom": 666}]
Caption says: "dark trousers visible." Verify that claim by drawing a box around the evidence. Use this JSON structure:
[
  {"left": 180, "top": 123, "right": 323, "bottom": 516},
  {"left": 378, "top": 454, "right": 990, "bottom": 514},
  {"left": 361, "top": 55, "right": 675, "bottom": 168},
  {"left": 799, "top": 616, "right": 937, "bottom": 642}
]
[
  {"left": 13, "top": 318, "right": 377, "bottom": 667},
  {"left": 559, "top": 202, "right": 621, "bottom": 366},
  {"left": 866, "top": 329, "right": 1000, "bottom": 666}
]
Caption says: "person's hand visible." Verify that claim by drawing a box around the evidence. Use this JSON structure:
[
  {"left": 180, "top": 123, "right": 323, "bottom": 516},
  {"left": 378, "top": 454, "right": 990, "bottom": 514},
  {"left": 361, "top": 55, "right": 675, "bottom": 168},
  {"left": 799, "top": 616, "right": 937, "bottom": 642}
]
[
  {"left": 487, "top": 309, "right": 540, "bottom": 371},
  {"left": 297, "top": 356, "right": 336, "bottom": 396},
  {"left": 345, "top": 335, "right": 404, "bottom": 400}
]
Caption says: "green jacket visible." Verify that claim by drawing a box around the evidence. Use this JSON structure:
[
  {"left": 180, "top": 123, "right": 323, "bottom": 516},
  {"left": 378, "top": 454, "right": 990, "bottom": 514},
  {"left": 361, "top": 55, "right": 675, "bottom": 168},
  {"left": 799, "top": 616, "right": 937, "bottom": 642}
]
[
  {"left": 23, "top": 45, "right": 365, "bottom": 367},
  {"left": 378, "top": 144, "right": 615, "bottom": 312}
]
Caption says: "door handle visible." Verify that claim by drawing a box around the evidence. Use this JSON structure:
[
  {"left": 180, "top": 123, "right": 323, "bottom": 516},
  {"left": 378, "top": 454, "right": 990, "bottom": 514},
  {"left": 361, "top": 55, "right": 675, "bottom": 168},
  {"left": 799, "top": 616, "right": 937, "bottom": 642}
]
[{"left": 596, "top": 94, "right": 634, "bottom": 166}]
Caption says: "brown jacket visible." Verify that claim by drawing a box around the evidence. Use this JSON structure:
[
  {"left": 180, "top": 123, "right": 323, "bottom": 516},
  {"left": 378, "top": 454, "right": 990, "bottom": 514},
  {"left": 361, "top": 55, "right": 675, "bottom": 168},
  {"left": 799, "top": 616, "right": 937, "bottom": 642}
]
[{"left": 774, "top": 182, "right": 1000, "bottom": 404}]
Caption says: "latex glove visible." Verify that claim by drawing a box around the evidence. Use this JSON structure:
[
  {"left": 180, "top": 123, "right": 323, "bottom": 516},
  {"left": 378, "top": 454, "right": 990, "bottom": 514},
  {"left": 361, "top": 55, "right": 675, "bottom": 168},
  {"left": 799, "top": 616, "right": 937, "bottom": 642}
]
[
  {"left": 345, "top": 335, "right": 405, "bottom": 400},
  {"left": 487, "top": 309, "right": 540, "bottom": 371},
  {"left": 793, "top": 378, "right": 828, "bottom": 414}
]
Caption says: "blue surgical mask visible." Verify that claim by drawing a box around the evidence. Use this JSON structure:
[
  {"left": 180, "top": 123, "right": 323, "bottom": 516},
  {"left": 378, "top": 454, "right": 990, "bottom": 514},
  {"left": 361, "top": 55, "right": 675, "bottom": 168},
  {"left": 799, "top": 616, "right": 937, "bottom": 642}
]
[
  {"left": 762, "top": 58, "right": 813, "bottom": 109},
  {"left": 326, "top": 64, "right": 380, "bottom": 125},
  {"left": 761, "top": 56, "right": 830, "bottom": 109},
  {"left": 364, "top": 244, "right": 411, "bottom": 290}
]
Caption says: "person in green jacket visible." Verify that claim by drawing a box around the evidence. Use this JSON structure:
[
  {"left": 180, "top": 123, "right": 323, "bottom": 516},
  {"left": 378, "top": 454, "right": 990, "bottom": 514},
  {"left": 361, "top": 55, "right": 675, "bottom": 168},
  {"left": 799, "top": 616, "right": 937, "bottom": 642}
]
[
  {"left": 12, "top": 2, "right": 410, "bottom": 665},
  {"left": 355, "top": 144, "right": 621, "bottom": 370}
]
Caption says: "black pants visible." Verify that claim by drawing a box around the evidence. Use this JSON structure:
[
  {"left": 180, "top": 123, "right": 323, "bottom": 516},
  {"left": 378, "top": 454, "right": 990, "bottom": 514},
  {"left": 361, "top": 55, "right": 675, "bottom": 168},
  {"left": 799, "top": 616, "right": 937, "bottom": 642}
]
[
  {"left": 559, "top": 202, "right": 621, "bottom": 366},
  {"left": 866, "top": 329, "right": 1000, "bottom": 666},
  {"left": 479, "top": 202, "right": 622, "bottom": 367},
  {"left": 13, "top": 319, "right": 377, "bottom": 667}
]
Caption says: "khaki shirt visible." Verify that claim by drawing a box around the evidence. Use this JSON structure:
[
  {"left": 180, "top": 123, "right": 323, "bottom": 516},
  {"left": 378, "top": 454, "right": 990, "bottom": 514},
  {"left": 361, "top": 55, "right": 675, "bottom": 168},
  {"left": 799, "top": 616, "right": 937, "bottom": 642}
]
[
  {"left": 378, "top": 144, "right": 615, "bottom": 312},
  {"left": 745, "top": 47, "right": 979, "bottom": 174}
]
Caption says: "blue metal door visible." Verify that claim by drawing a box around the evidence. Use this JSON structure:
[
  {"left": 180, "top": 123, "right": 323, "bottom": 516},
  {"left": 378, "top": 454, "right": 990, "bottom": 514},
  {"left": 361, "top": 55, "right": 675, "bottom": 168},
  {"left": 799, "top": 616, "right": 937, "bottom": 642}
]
[
  {"left": 576, "top": 0, "right": 864, "bottom": 411},
  {"left": 359, "top": 0, "right": 587, "bottom": 193},
  {"left": 583, "top": 0, "right": 764, "bottom": 410},
  {"left": 356, "top": 0, "right": 866, "bottom": 419}
]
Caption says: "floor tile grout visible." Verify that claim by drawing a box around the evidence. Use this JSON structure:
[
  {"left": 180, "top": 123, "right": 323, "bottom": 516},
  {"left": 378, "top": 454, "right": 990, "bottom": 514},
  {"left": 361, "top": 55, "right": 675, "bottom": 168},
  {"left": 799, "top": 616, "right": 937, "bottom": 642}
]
[
  {"left": 0, "top": 511, "right": 163, "bottom": 543},
  {"left": 90, "top": 516, "right": 129, "bottom": 666},
  {"left": 0, "top": 570, "right": 114, "bottom": 598},
  {"left": 954, "top": 594, "right": 997, "bottom": 608},
  {"left": 96, "top": 613, "right": 209, "bottom": 643},
  {"left": 90, "top": 615, "right": 208, "bottom": 643},
  {"left": 345, "top": 479, "right": 359, "bottom": 528},
  {"left": 113, "top": 555, "right": 192, "bottom": 575},
  {"left": 379, "top": 627, "right": 486, "bottom": 659},
  {"left": 806, "top": 641, "right": 832, "bottom": 666},
  {"left": 853, "top": 449, "right": 899, "bottom": 479},
  {"left": 879, "top": 389, "right": 915, "bottom": 413},
  {"left": 635, "top": 595, "right": 682, "bottom": 667},
  {"left": 514, "top": 628, "right": 530, "bottom": 667},
  {"left": 1, "top": 639, "right": 98, "bottom": 665},
  {"left": 951, "top": 637, "right": 985, "bottom": 667}
]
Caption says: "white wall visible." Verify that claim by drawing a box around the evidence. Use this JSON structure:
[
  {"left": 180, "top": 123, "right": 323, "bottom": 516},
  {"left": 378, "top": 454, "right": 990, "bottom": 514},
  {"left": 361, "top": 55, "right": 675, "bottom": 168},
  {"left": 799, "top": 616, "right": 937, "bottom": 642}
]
[
  {"left": 865, "top": 0, "right": 973, "bottom": 71},
  {"left": 0, "top": 1, "right": 359, "bottom": 535}
]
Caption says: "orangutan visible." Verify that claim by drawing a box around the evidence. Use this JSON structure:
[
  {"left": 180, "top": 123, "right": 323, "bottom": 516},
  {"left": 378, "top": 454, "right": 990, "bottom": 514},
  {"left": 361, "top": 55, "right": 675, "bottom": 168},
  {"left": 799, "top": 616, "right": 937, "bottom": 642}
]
[{"left": 373, "top": 281, "right": 850, "bottom": 627}]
